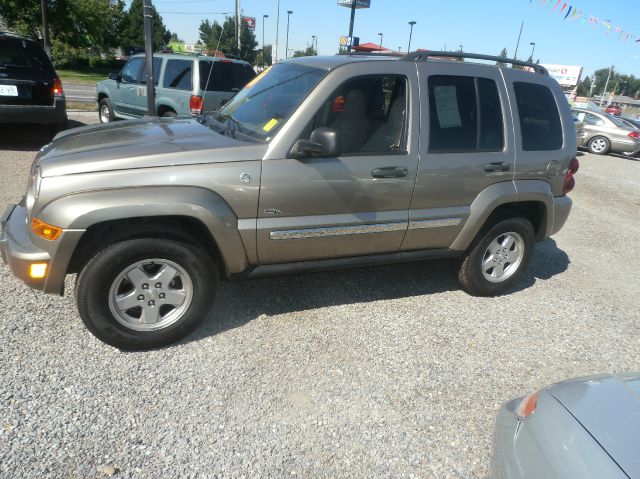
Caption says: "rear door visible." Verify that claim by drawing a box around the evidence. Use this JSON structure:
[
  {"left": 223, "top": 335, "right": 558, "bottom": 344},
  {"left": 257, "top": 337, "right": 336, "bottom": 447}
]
[
  {"left": 403, "top": 62, "right": 514, "bottom": 251},
  {"left": 0, "top": 37, "right": 56, "bottom": 109},
  {"left": 161, "top": 58, "right": 194, "bottom": 116}
]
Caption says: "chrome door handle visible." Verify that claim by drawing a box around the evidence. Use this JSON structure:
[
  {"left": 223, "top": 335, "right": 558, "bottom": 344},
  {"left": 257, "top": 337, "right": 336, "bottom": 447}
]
[
  {"left": 483, "top": 162, "right": 510, "bottom": 172},
  {"left": 371, "top": 166, "right": 408, "bottom": 178}
]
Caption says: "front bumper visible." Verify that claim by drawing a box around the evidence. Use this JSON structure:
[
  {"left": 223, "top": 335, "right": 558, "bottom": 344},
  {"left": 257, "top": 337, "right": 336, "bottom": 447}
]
[
  {"left": 0, "top": 203, "right": 83, "bottom": 295},
  {"left": 0, "top": 203, "right": 50, "bottom": 290}
]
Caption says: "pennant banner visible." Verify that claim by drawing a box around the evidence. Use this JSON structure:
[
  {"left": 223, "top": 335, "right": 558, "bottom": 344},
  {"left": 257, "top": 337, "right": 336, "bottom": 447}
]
[{"left": 529, "top": 0, "right": 638, "bottom": 46}]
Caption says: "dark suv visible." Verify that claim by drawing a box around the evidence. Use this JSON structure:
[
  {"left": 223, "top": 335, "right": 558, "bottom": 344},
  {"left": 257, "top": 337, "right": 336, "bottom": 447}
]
[{"left": 0, "top": 32, "right": 67, "bottom": 128}]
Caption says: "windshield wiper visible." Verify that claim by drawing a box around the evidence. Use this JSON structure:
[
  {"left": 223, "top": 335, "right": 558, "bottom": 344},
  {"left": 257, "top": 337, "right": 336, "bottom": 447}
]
[{"left": 0, "top": 63, "right": 31, "bottom": 69}]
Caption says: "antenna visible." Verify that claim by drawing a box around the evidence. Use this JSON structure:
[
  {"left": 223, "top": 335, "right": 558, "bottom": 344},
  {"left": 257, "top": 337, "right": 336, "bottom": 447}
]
[{"left": 202, "top": 25, "right": 225, "bottom": 113}]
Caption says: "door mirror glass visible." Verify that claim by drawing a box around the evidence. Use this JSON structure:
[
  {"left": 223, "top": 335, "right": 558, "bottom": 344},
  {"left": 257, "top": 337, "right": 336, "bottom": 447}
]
[{"left": 291, "top": 127, "right": 341, "bottom": 159}]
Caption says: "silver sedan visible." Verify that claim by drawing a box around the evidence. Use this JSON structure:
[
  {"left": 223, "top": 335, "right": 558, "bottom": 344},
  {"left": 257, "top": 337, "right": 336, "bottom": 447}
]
[
  {"left": 573, "top": 108, "right": 640, "bottom": 156},
  {"left": 491, "top": 373, "right": 640, "bottom": 479}
]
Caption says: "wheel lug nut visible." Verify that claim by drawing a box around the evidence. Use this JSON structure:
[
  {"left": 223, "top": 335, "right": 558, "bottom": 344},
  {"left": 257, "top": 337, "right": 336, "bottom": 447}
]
[
  {"left": 155, "top": 282, "right": 162, "bottom": 289},
  {"left": 148, "top": 300, "right": 155, "bottom": 306},
  {"left": 137, "top": 294, "right": 144, "bottom": 300},
  {"left": 159, "top": 293, "right": 166, "bottom": 299},
  {"left": 142, "top": 283, "right": 149, "bottom": 290}
]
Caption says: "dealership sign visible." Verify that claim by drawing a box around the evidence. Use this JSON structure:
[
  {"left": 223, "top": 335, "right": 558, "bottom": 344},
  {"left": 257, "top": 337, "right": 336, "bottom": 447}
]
[
  {"left": 338, "top": 0, "right": 371, "bottom": 8},
  {"left": 541, "top": 64, "right": 583, "bottom": 87},
  {"left": 243, "top": 17, "right": 256, "bottom": 30}
]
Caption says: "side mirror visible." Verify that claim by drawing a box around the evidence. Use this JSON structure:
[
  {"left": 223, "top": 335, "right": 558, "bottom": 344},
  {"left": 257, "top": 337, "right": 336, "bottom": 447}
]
[
  {"left": 290, "top": 127, "right": 341, "bottom": 159},
  {"left": 109, "top": 72, "right": 120, "bottom": 82}
]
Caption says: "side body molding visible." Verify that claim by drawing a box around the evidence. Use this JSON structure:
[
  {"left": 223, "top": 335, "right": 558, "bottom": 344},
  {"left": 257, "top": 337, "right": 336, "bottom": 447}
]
[{"left": 37, "top": 186, "right": 250, "bottom": 274}]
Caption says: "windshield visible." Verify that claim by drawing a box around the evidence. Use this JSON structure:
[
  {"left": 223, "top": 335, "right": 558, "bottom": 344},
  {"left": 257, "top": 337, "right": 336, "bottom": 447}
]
[{"left": 215, "top": 63, "right": 326, "bottom": 141}]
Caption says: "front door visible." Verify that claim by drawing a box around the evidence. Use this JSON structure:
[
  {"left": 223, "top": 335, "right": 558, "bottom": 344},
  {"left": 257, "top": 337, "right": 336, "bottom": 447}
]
[
  {"left": 257, "top": 65, "right": 420, "bottom": 264},
  {"left": 114, "top": 57, "right": 144, "bottom": 117}
]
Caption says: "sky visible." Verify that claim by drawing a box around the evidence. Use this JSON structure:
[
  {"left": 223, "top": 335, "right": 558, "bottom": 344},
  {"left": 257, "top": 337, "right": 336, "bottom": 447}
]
[{"left": 140, "top": 0, "right": 640, "bottom": 79}]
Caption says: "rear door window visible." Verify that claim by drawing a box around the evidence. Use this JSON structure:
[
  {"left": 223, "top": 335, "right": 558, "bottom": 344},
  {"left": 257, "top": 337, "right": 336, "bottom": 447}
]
[
  {"left": 121, "top": 57, "right": 143, "bottom": 84},
  {"left": 163, "top": 59, "right": 193, "bottom": 90},
  {"left": 199, "top": 60, "right": 256, "bottom": 92},
  {"left": 428, "top": 75, "right": 504, "bottom": 152},
  {"left": 513, "top": 82, "right": 562, "bottom": 151}
]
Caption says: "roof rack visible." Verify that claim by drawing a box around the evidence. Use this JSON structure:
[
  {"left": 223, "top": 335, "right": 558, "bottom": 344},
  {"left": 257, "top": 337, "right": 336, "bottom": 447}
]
[
  {"left": 337, "top": 51, "right": 404, "bottom": 58},
  {"left": 401, "top": 50, "right": 548, "bottom": 75}
]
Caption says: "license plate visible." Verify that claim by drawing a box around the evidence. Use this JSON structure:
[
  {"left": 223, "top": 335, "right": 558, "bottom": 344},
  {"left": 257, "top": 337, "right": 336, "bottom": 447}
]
[{"left": 0, "top": 85, "right": 18, "bottom": 96}]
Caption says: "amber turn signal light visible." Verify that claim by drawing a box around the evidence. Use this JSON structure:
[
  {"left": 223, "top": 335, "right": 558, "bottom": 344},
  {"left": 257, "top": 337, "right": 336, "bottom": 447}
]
[
  {"left": 515, "top": 391, "right": 539, "bottom": 420},
  {"left": 31, "top": 218, "right": 63, "bottom": 240}
]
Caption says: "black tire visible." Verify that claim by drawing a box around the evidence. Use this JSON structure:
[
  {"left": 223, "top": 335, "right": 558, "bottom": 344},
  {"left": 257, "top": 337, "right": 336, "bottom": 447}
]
[
  {"left": 588, "top": 136, "right": 610, "bottom": 155},
  {"left": 99, "top": 98, "right": 115, "bottom": 123},
  {"left": 456, "top": 216, "right": 535, "bottom": 296},
  {"left": 161, "top": 110, "right": 177, "bottom": 118},
  {"left": 76, "top": 238, "right": 218, "bottom": 350}
]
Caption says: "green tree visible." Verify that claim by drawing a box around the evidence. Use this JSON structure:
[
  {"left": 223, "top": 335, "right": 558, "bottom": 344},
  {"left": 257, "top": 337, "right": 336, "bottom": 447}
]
[
  {"left": 576, "top": 76, "right": 591, "bottom": 97},
  {"left": 0, "top": 0, "right": 127, "bottom": 61},
  {"left": 198, "top": 16, "right": 258, "bottom": 63},
  {"left": 291, "top": 45, "right": 317, "bottom": 58},
  {"left": 120, "top": 0, "right": 168, "bottom": 49}
]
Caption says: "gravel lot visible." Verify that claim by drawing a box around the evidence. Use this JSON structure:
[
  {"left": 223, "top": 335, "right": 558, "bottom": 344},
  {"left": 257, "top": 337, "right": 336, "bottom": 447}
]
[{"left": 1, "top": 112, "right": 639, "bottom": 478}]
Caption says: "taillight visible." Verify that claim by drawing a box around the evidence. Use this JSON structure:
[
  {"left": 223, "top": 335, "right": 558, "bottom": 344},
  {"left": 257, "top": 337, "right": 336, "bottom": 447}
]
[
  {"left": 628, "top": 131, "right": 640, "bottom": 139},
  {"left": 563, "top": 157, "right": 579, "bottom": 195},
  {"left": 515, "top": 391, "right": 539, "bottom": 420},
  {"left": 52, "top": 78, "right": 63, "bottom": 97},
  {"left": 190, "top": 95, "right": 203, "bottom": 115}
]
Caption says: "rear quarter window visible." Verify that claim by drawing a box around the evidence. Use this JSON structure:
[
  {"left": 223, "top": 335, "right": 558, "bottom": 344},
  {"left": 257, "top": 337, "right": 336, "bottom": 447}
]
[
  {"left": 199, "top": 60, "right": 256, "bottom": 92},
  {"left": 163, "top": 59, "right": 193, "bottom": 91},
  {"left": 513, "top": 82, "right": 563, "bottom": 151}
]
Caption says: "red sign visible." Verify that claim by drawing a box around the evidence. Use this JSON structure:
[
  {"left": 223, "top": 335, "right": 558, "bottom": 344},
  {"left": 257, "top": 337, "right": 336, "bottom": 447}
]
[{"left": 243, "top": 17, "right": 256, "bottom": 30}]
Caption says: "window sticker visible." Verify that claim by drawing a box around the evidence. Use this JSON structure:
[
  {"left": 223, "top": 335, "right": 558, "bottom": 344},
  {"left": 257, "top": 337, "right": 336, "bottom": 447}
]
[
  {"left": 262, "top": 118, "right": 279, "bottom": 132},
  {"left": 434, "top": 85, "right": 462, "bottom": 128}
]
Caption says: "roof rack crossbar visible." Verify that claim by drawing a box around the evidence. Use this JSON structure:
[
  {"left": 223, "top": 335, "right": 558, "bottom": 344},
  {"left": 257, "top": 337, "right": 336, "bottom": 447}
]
[{"left": 401, "top": 50, "right": 548, "bottom": 75}]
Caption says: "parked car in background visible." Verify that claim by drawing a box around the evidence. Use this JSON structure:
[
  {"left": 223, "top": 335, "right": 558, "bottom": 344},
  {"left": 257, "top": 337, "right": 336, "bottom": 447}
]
[
  {"left": 604, "top": 103, "right": 622, "bottom": 116},
  {"left": 572, "top": 107, "right": 640, "bottom": 155},
  {"left": 0, "top": 32, "right": 67, "bottom": 130},
  {"left": 95, "top": 53, "right": 256, "bottom": 122},
  {"left": 491, "top": 373, "right": 640, "bottom": 479},
  {"left": 620, "top": 116, "right": 640, "bottom": 130}
]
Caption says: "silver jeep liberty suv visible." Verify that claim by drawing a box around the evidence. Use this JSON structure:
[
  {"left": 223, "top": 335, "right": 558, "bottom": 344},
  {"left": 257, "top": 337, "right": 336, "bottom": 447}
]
[{"left": 0, "top": 51, "right": 578, "bottom": 350}]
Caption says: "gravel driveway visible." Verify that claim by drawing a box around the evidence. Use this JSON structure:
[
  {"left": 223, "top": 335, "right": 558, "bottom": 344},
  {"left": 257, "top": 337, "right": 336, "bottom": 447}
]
[{"left": 1, "top": 113, "right": 639, "bottom": 478}]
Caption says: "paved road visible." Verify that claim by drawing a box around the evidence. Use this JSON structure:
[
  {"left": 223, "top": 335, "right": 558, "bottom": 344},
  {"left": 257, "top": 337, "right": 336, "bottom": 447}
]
[
  {"left": 62, "top": 81, "right": 96, "bottom": 104},
  {"left": 1, "top": 113, "right": 639, "bottom": 478}
]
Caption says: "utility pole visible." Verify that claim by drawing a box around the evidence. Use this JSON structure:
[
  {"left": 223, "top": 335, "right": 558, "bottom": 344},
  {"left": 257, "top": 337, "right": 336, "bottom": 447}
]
[
  {"left": 273, "top": 0, "right": 280, "bottom": 63},
  {"left": 142, "top": 0, "right": 156, "bottom": 116},
  {"left": 347, "top": 2, "right": 356, "bottom": 52},
  {"left": 601, "top": 65, "right": 613, "bottom": 107},
  {"left": 408, "top": 21, "right": 416, "bottom": 52},
  {"left": 285, "top": 10, "right": 293, "bottom": 60},
  {"left": 262, "top": 14, "right": 269, "bottom": 68},
  {"left": 236, "top": 0, "right": 241, "bottom": 55},
  {"left": 514, "top": 20, "right": 524, "bottom": 59},
  {"left": 40, "top": 0, "right": 50, "bottom": 57}
]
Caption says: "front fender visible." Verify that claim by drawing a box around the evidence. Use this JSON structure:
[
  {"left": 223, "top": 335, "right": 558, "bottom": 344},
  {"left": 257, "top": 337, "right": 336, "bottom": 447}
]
[{"left": 37, "top": 186, "right": 250, "bottom": 274}]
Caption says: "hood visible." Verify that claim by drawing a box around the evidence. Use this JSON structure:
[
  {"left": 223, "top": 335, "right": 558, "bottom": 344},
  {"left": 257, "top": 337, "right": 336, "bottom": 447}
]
[
  {"left": 37, "top": 118, "right": 266, "bottom": 177},
  {"left": 548, "top": 373, "right": 640, "bottom": 478}
]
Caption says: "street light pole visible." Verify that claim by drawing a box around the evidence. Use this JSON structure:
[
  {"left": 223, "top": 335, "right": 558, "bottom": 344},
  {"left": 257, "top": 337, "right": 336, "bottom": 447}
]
[
  {"left": 601, "top": 65, "right": 613, "bottom": 107},
  {"left": 285, "top": 10, "right": 292, "bottom": 60},
  {"left": 262, "top": 14, "right": 269, "bottom": 68},
  {"left": 378, "top": 33, "right": 383, "bottom": 52},
  {"left": 529, "top": 42, "right": 536, "bottom": 61},
  {"left": 408, "top": 21, "right": 416, "bottom": 52},
  {"left": 142, "top": 0, "right": 156, "bottom": 116},
  {"left": 274, "top": 0, "right": 280, "bottom": 63},
  {"left": 347, "top": 2, "right": 356, "bottom": 53}
]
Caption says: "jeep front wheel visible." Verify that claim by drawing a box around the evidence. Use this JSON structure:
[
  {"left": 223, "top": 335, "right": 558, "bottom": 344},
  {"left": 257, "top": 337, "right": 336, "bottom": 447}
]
[
  {"left": 76, "top": 238, "right": 218, "bottom": 350},
  {"left": 456, "top": 217, "right": 535, "bottom": 296}
]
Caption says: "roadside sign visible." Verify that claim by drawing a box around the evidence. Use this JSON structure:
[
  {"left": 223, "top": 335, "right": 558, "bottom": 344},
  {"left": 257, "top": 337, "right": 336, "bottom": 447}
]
[
  {"left": 338, "top": 0, "right": 371, "bottom": 8},
  {"left": 243, "top": 17, "right": 256, "bottom": 30}
]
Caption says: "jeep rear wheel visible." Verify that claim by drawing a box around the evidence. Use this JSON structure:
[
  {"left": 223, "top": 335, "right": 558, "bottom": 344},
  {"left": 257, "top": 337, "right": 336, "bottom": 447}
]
[
  {"left": 456, "top": 217, "right": 534, "bottom": 296},
  {"left": 76, "top": 238, "right": 218, "bottom": 350}
]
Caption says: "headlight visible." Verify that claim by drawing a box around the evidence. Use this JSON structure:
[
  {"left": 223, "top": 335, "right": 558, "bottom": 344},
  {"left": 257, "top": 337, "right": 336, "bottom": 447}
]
[{"left": 25, "top": 165, "right": 41, "bottom": 217}]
